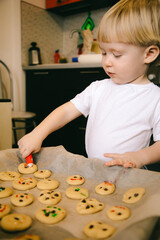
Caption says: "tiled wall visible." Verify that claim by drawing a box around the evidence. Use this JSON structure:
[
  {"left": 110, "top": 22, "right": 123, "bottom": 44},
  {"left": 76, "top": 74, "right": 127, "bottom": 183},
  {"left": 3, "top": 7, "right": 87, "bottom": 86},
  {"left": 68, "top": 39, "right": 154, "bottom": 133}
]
[{"left": 21, "top": 2, "right": 109, "bottom": 65}]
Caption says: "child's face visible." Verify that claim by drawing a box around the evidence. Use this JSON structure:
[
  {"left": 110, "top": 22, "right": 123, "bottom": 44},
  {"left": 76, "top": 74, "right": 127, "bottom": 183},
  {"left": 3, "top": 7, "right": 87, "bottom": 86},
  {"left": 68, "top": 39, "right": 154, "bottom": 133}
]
[{"left": 99, "top": 42, "right": 149, "bottom": 84}]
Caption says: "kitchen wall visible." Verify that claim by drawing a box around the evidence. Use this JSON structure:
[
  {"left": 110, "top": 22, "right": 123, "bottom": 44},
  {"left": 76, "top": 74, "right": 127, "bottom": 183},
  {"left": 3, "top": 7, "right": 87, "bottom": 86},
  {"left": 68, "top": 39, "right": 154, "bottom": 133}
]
[{"left": 21, "top": 2, "right": 109, "bottom": 65}]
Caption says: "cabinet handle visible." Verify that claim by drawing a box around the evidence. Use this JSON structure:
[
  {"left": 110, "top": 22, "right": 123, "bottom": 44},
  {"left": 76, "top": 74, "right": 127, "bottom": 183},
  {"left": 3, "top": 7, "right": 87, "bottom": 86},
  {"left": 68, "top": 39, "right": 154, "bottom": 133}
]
[
  {"left": 80, "top": 71, "right": 100, "bottom": 74},
  {"left": 33, "top": 72, "right": 49, "bottom": 75}
]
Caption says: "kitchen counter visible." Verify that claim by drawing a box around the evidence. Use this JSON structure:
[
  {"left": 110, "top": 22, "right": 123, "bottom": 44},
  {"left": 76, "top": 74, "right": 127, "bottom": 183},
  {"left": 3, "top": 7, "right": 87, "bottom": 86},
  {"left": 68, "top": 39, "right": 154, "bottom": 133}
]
[{"left": 23, "top": 62, "right": 103, "bottom": 70}]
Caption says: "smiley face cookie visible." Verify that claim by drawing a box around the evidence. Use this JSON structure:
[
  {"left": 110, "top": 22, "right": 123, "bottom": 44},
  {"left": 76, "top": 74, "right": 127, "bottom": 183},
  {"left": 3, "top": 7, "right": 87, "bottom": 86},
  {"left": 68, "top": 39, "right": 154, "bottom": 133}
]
[
  {"left": 0, "top": 186, "right": 13, "bottom": 198},
  {"left": 107, "top": 206, "right": 130, "bottom": 220},
  {"left": 0, "top": 203, "right": 11, "bottom": 218},
  {"left": 95, "top": 181, "right": 115, "bottom": 195},
  {"left": 12, "top": 177, "right": 37, "bottom": 190},
  {"left": 65, "top": 187, "right": 89, "bottom": 199},
  {"left": 36, "top": 206, "right": 66, "bottom": 224},
  {"left": 11, "top": 193, "right": 34, "bottom": 207},
  {"left": 38, "top": 190, "right": 62, "bottom": 205},
  {"left": 83, "top": 220, "right": 115, "bottom": 239},
  {"left": 0, "top": 171, "right": 21, "bottom": 181},
  {"left": 1, "top": 213, "right": 32, "bottom": 232},
  {"left": 18, "top": 163, "right": 38, "bottom": 174},
  {"left": 122, "top": 187, "right": 145, "bottom": 204},
  {"left": 66, "top": 175, "right": 85, "bottom": 185},
  {"left": 76, "top": 198, "right": 104, "bottom": 214},
  {"left": 34, "top": 170, "right": 52, "bottom": 179},
  {"left": 37, "top": 178, "right": 59, "bottom": 190},
  {"left": 13, "top": 235, "right": 40, "bottom": 240}
]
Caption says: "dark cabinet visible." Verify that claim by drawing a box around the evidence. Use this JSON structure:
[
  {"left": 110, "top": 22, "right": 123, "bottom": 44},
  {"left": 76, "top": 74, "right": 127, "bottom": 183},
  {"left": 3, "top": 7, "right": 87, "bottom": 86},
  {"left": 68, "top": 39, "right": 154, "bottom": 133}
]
[
  {"left": 46, "top": 0, "right": 119, "bottom": 16},
  {"left": 25, "top": 67, "right": 106, "bottom": 156}
]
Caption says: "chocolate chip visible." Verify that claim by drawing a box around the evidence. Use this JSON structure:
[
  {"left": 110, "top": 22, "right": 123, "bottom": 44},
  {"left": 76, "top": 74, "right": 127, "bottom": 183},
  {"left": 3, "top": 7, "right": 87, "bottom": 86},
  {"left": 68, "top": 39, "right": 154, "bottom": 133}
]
[
  {"left": 128, "top": 196, "right": 132, "bottom": 199},
  {"left": 86, "top": 205, "right": 90, "bottom": 209},
  {"left": 89, "top": 225, "right": 94, "bottom": 229},
  {"left": 14, "top": 217, "right": 19, "bottom": 220},
  {"left": 74, "top": 176, "right": 77, "bottom": 178},
  {"left": 51, "top": 210, "right": 56, "bottom": 214},
  {"left": 19, "top": 199, "right": 23, "bottom": 202},
  {"left": 117, "top": 212, "right": 122, "bottom": 215},
  {"left": 82, "top": 199, "right": 86, "bottom": 203},
  {"left": 91, "top": 205, "right": 94, "bottom": 208},
  {"left": 134, "top": 193, "right": 139, "bottom": 197},
  {"left": 104, "top": 188, "right": 108, "bottom": 191},
  {"left": 103, "top": 228, "right": 108, "bottom": 231},
  {"left": 45, "top": 212, "right": 50, "bottom": 217},
  {"left": 54, "top": 193, "right": 59, "bottom": 197},
  {"left": 22, "top": 182, "right": 25, "bottom": 185},
  {"left": 40, "top": 193, "right": 44, "bottom": 196},
  {"left": 20, "top": 195, "right": 24, "bottom": 198},
  {"left": 45, "top": 197, "right": 49, "bottom": 200}
]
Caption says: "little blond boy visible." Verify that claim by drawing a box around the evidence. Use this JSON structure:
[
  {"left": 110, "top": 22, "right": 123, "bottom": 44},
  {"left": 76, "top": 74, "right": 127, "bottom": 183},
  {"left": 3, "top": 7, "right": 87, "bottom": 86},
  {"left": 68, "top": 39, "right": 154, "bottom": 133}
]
[{"left": 19, "top": 0, "right": 160, "bottom": 169}]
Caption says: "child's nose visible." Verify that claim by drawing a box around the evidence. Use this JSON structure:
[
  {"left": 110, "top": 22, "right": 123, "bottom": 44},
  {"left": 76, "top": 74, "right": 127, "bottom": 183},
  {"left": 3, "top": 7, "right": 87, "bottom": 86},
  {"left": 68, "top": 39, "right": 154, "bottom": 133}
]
[{"left": 103, "top": 55, "right": 112, "bottom": 67}]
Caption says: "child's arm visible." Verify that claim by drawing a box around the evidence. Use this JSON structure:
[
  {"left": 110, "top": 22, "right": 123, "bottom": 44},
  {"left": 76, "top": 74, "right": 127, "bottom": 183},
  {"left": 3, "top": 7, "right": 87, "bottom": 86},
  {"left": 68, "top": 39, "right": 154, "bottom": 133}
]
[
  {"left": 18, "top": 101, "right": 82, "bottom": 159},
  {"left": 104, "top": 141, "right": 160, "bottom": 168}
]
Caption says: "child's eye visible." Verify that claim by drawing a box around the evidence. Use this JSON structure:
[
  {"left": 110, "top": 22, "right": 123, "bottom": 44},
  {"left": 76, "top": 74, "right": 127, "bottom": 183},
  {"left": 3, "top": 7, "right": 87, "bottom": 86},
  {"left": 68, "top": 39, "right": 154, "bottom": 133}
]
[{"left": 113, "top": 53, "right": 122, "bottom": 57}]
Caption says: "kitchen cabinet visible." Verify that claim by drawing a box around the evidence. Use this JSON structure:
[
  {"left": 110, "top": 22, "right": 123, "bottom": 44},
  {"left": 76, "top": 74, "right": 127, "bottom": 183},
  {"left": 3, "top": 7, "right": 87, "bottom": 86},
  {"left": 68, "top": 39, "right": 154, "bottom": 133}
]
[
  {"left": 25, "top": 66, "right": 106, "bottom": 156},
  {"left": 46, "top": 0, "right": 119, "bottom": 16}
]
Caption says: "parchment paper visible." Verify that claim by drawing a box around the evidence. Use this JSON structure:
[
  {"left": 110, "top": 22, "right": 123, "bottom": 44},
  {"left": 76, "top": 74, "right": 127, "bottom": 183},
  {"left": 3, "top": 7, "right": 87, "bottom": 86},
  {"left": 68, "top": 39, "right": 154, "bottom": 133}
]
[{"left": 0, "top": 146, "right": 160, "bottom": 240}]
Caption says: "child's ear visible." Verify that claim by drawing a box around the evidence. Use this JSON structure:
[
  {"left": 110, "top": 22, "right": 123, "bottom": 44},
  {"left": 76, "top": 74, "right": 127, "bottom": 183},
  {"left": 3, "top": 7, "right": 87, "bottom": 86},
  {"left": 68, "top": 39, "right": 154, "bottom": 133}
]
[{"left": 144, "top": 45, "right": 160, "bottom": 64}]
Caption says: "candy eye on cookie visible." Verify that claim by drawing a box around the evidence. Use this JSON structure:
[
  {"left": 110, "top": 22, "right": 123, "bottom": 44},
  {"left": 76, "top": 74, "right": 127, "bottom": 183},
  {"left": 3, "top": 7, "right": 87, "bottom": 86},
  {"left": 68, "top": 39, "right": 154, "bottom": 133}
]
[
  {"left": 18, "top": 163, "right": 38, "bottom": 174},
  {"left": 95, "top": 181, "right": 116, "bottom": 195},
  {"left": 0, "top": 171, "right": 21, "bottom": 181},
  {"left": 0, "top": 186, "right": 13, "bottom": 198},
  {"left": 11, "top": 193, "right": 34, "bottom": 207},
  {"left": 65, "top": 186, "right": 89, "bottom": 199},
  {"left": 83, "top": 220, "right": 115, "bottom": 239},
  {"left": 38, "top": 190, "right": 62, "bottom": 205},
  {"left": 66, "top": 175, "right": 85, "bottom": 185},
  {"left": 76, "top": 198, "right": 104, "bottom": 214},
  {"left": 122, "top": 187, "right": 145, "bottom": 203},
  {"left": 36, "top": 206, "right": 66, "bottom": 224},
  {"left": 107, "top": 206, "right": 130, "bottom": 220},
  {"left": 34, "top": 170, "right": 52, "bottom": 179},
  {"left": 1, "top": 213, "right": 32, "bottom": 232}
]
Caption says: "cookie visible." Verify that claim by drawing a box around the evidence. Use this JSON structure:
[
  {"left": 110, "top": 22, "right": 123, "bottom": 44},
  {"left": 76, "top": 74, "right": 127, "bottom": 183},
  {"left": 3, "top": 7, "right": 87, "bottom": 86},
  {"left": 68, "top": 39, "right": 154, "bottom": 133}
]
[
  {"left": 65, "top": 187, "right": 89, "bottom": 200},
  {"left": 18, "top": 163, "right": 38, "bottom": 174},
  {"left": 83, "top": 220, "right": 115, "bottom": 239},
  {"left": 37, "top": 178, "right": 59, "bottom": 190},
  {"left": 0, "top": 203, "right": 11, "bottom": 218},
  {"left": 38, "top": 190, "right": 61, "bottom": 205},
  {"left": 66, "top": 175, "right": 85, "bottom": 185},
  {"left": 107, "top": 206, "right": 130, "bottom": 220},
  {"left": 95, "top": 181, "right": 115, "bottom": 195},
  {"left": 76, "top": 198, "right": 104, "bottom": 214},
  {"left": 13, "top": 235, "right": 40, "bottom": 240},
  {"left": 34, "top": 170, "right": 52, "bottom": 179},
  {"left": 36, "top": 206, "right": 66, "bottom": 224},
  {"left": 0, "top": 186, "right": 13, "bottom": 198},
  {"left": 12, "top": 177, "right": 37, "bottom": 190},
  {"left": 0, "top": 171, "right": 21, "bottom": 181},
  {"left": 11, "top": 193, "right": 34, "bottom": 207},
  {"left": 1, "top": 213, "right": 32, "bottom": 232},
  {"left": 122, "top": 187, "right": 145, "bottom": 204}
]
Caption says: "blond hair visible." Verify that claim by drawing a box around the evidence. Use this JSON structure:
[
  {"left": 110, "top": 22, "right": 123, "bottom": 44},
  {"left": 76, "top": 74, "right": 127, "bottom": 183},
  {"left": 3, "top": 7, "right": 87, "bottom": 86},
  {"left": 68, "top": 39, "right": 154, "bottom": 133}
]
[{"left": 98, "top": 0, "right": 160, "bottom": 48}]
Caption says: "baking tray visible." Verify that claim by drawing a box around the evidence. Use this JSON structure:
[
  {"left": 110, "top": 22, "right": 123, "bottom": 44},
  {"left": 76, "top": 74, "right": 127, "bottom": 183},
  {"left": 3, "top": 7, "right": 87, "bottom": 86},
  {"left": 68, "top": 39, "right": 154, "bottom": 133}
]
[{"left": 0, "top": 146, "right": 160, "bottom": 240}]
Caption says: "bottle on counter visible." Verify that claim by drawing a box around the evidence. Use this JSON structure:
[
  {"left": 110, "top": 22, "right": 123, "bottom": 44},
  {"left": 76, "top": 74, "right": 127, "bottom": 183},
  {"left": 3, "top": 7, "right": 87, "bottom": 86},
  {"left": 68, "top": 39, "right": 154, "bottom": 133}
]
[
  {"left": 28, "top": 42, "right": 42, "bottom": 65},
  {"left": 54, "top": 49, "right": 60, "bottom": 63}
]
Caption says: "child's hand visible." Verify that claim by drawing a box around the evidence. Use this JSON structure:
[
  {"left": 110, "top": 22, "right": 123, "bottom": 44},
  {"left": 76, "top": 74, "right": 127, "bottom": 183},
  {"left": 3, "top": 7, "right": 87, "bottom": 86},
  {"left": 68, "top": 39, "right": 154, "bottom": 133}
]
[
  {"left": 104, "top": 152, "right": 144, "bottom": 168},
  {"left": 18, "top": 132, "right": 43, "bottom": 159}
]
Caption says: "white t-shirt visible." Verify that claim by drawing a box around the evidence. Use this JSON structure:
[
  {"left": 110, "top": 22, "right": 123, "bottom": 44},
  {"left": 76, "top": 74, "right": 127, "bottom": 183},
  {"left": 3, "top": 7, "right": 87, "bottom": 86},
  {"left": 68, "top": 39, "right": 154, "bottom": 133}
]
[{"left": 71, "top": 79, "right": 160, "bottom": 161}]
